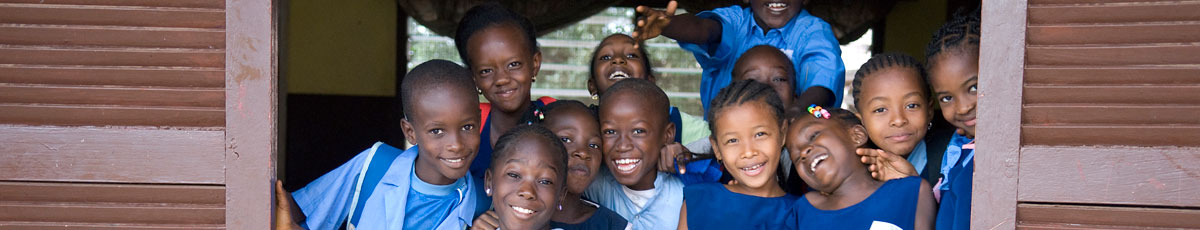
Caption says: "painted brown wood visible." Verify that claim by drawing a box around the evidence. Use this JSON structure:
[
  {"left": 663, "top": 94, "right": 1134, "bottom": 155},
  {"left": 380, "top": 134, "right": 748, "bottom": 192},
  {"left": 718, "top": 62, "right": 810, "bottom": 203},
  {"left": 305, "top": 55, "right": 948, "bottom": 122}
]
[
  {"left": 0, "top": 25, "right": 224, "bottom": 49},
  {"left": 1030, "top": 0, "right": 1176, "bottom": 4},
  {"left": 224, "top": 0, "right": 276, "bottom": 227},
  {"left": 0, "top": 3, "right": 225, "bottom": 29},
  {"left": 1029, "top": 2, "right": 1200, "bottom": 25},
  {"left": 0, "top": 85, "right": 223, "bottom": 108},
  {"left": 1024, "top": 66, "right": 1200, "bottom": 85},
  {"left": 0, "top": 223, "right": 224, "bottom": 230},
  {"left": 1, "top": 0, "right": 223, "bottom": 9},
  {"left": 1024, "top": 85, "right": 1200, "bottom": 105},
  {"left": 0, "top": 126, "right": 225, "bottom": 184},
  {"left": 1024, "top": 125, "right": 1200, "bottom": 146},
  {"left": 1018, "top": 146, "right": 1200, "bottom": 207},
  {"left": 975, "top": 1, "right": 1025, "bottom": 229},
  {"left": 1017, "top": 203, "right": 1200, "bottom": 229},
  {"left": 0, "top": 181, "right": 223, "bottom": 205},
  {"left": 0, "top": 104, "right": 224, "bottom": 127},
  {"left": 1028, "top": 23, "right": 1200, "bottom": 45},
  {"left": 1023, "top": 105, "right": 1200, "bottom": 125},
  {"left": 1026, "top": 44, "right": 1200, "bottom": 66},
  {"left": 0, "top": 46, "right": 224, "bottom": 68},
  {"left": 0, "top": 65, "right": 224, "bottom": 88}
]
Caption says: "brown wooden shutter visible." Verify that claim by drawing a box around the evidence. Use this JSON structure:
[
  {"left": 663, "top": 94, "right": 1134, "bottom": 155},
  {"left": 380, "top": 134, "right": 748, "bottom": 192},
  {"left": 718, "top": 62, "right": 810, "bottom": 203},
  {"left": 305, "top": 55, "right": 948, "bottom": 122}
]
[{"left": 0, "top": 0, "right": 273, "bottom": 228}]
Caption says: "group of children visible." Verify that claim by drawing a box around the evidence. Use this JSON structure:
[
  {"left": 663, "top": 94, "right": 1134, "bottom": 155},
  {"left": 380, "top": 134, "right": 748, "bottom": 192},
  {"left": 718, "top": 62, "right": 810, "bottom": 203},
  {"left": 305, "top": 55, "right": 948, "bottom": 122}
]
[{"left": 274, "top": 1, "right": 981, "bottom": 229}]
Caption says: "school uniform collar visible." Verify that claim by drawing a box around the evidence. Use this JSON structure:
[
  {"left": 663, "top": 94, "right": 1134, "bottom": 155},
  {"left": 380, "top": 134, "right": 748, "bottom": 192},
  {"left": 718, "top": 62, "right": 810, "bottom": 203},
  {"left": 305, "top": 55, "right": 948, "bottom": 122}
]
[
  {"left": 747, "top": 8, "right": 810, "bottom": 35},
  {"left": 378, "top": 145, "right": 477, "bottom": 230}
]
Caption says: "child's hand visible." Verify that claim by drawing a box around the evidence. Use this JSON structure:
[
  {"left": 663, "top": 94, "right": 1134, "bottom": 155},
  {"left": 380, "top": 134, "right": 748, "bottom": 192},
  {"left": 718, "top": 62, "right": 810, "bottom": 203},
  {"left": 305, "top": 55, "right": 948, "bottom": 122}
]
[
  {"left": 470, "top": 210, "right": 499, "bottom": 230},
  {"left": 659, "top": 142, "right": 687, "bottom": 174},
  {"left": 274, "top": 181, "right": 306, "bottom": 230},
  {"left": 632, "top": 0, "right": 678, "bottom": 47},
  {"left": 856, "top": 148, "right": 918, "bottom": 181}
]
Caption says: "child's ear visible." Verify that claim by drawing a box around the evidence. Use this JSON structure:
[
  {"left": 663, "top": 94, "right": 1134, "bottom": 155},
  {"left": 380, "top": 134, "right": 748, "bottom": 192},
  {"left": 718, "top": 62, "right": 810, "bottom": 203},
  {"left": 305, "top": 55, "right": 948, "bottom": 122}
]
[
  {"left": 587, "top": 79, "right": 598, "bottom": 97},
  {"left": 778, "top": 119, "right": 790, "bottom": 147},
  {"left": 849, "top": 125, "right": 869, "bottom": 147},
  {"left": 400, "top": 117, "right": 417, "bottom": 145},
  {"left": 710, "top": 136, "right": 724, "bottom": 161},
  {"left": 662, "top": 121, "right": 677, "bottom": 147},
  {"left": 483, "top": 170, "right": 493, "bottom": 197},
  {"left": 531, "top": 51, "right": 543, "bottom": 77}
]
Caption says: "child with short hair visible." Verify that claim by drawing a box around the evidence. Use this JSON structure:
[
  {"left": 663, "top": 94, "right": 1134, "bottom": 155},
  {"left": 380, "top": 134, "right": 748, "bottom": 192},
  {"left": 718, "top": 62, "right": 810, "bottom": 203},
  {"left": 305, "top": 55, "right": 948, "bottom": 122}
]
[
  {"left": 787, "top": 106, "right": 935, "bottom": 230},
  {"left": 275, "top": 59, "right": 482, "bottom": 229},
  {"left": 730, "top": 45, "right": 810, "bottom": 195},
  {"left": 678, "top": 80, "right": 798, "bottom": 230},
  {"left": 478, "top": 124, "right": 569, "bottom": 230},
  {"left": 924, "top": 9, "right": 980, "bottom": 230},
  {"left": 584, "top": 78, "right": 685, "bottom": 229},
  {"left": 634, "top": 0, "right": 846, "bottom": 113},
  {"left": 850, "top": 53, "right": 956, "bottom": 184}
]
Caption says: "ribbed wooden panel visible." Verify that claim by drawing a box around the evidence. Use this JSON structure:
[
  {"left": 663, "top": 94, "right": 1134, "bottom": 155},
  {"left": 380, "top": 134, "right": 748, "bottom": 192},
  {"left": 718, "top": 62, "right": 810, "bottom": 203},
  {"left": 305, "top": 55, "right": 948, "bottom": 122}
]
[
  {"left": 1017, "top": 203, "right": 1200, "bottom": 229},
  {"left": 1024, "top": 0, "right": 1200, "bottom": 147},
  {"left": 0, "top": 1, "right": 224, "bottom": 128},
  {"left": 0, "top": 181, "right": 225, "bottom": 229}
]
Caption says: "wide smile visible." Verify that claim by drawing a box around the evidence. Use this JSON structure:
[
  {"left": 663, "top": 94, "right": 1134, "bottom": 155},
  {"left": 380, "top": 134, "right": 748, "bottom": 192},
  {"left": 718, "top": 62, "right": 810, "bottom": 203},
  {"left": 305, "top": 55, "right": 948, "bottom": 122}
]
[
  {"left": 608, "top": 70, "right": 630, "bottom": 80},
  {"left": 808, "top": 153, "right": 829, "bottom": 174},
  {"left": 739, "top": 162, "right": 767, "bottom": 177},
  {"left": 439, "top": 156, "right": 467, "bottom": 168},
  {"left": 612, "top": 158, "right": 641, "bottom": 174},
  {"left": 509, "top": 204, "right": 538, "bottom": 219},
  {"left": 767, "top": 2, "right": 789, "bottom": 13}
]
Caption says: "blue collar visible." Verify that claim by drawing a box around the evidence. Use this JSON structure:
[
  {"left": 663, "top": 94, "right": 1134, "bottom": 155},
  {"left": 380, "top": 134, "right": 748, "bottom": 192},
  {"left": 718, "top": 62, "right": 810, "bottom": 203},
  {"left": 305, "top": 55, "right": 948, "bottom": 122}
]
[{"left": 748, "top": 9, "right": 810, "bottom": 35}]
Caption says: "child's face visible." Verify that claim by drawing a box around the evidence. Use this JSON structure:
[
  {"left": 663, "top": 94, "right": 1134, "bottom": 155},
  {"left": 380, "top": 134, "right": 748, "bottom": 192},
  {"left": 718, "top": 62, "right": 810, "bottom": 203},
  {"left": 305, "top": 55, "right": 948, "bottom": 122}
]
[
  {"left": 467, "top": 23, "right": 541, "bottom": 113},
  {"left": 711, "top": 101, "right": 785, "bottom": 190},
  {"left": 589, "top": 35, "right": 651, "bottom": 96},
  {"left": 486, "top": 139, "right": 564, "bottom": 230},
  {"left": 928, "top": 52, "right": 978, "bottom": 137},
  {"left": 786, "top": 117, "right": 867, "bottom": 193},
  {"left": 856, "top": 68, "right": 930, "bottom": 157},
  {"left": 733, "top": 51, "right": 795, "bottom": 107},
  {"left": 747, "top": 0, "right": 804, "bottom": 30},
  {"left": 599, "top": 92, "right": 673, "bottom": 190},
  {"left": 401, "top": 88, "right": 482, "bottom": 184},
  {"left": 543, "top": 107, "right": 603, "bottom": 195}
]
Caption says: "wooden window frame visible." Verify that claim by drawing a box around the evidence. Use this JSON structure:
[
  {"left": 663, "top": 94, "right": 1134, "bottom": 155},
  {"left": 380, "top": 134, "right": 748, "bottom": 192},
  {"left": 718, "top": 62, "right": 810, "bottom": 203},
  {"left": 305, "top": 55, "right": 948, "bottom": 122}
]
[
  {"left": 975, "top": 1, "right": 1024, "bottom": 229},
  {"left": 224, "top": 0, "right": 278, "bottom": 228}
]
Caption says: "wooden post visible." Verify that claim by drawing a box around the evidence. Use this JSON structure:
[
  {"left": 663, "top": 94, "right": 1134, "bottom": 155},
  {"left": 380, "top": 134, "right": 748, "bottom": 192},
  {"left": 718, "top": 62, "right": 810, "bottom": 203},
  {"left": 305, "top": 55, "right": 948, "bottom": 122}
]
[
  {"left": 975, "top": 0, "right": 1025, "bottom": 229},
  {"left": 225, "top": 0, "right": 278, "bottom": 228}
]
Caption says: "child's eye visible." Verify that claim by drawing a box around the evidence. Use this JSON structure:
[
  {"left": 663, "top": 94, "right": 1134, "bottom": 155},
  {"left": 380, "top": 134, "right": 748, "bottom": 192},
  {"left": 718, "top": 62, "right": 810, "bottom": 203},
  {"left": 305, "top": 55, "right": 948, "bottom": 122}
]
[
  {"left": 461, "top": 124, "right": 474, "bottom": 131},
  {"left": 808, "top": 131, "right": 821, "bottom": 141},
  {"left": 506, "top": 172, "right": 520, "bottom": 179},
  {"left": 588, "top": 143, "right": 600, "bottom": 149},
  {"left": 632, "top": 129, "right": 646, "bottom": 134},
  {"left": 538, "top": 179, "right": 553, "bottom": 185},
  {"left": 429, "top": 129, "right": 444, "bottom": 135},
  {"left": 873, "top": 107, "right": 886, "bottom": 113},
  {"left": 478, "top": 69, "right": 492, "bottom": 75},
  {"left": 559, "top": 136, "right": 572, "bottom": 143},
  {"left": 508, "top": 61, "right": 521, "bottom": 68},
  {"left": 772, "top": 77, "right": 786, "bottom": 82},
  {"left": 626, "top": 53, "right": 639, "bottom": 59},
  {"left": 939, "top": 96, "right": 953, "bottom": 103},
  {"left": 603, "top": 129, "right": 616, "bottom": 135},
  {"left": 906, "top": 103, "right": 920, "bottom": 109},
  {"left": 599, "top": 55, "right": 611, "bottom": 61},
  {"left": 968, "top": 85, "right": 978, "bottom": 93},
  {"left": 725, "top": 138, "right": 739, "bottom": 145},
  {"left": 755, "top": 132, "right": 768, "bottom": 138}
]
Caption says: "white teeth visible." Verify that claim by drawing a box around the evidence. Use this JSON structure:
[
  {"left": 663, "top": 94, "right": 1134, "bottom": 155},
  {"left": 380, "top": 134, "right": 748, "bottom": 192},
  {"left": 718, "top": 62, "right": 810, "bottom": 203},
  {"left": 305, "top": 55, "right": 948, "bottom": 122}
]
[
  {"left": 614, "top": 159, "right": 640, "bottom": 172},
  {"left": 444, "top": 158, "right": 462, "bottom": 163},
  {"left": 608, "top": 71, "right": 629, "bottom": 80},
  {"left": 615, "top": 159, "right": 640, "bottom": 164},
  {"left": 768, "top": 3, "right": 788, "bottom": 11},
  {"left": 741, "top": 163, "right": 763, "bottom": 171},
  {"left": 810, "top": 155, "right": 828, "bottom": 172},
  {"left": 511, "top": 205, "right": 535, "bottom": 214}
]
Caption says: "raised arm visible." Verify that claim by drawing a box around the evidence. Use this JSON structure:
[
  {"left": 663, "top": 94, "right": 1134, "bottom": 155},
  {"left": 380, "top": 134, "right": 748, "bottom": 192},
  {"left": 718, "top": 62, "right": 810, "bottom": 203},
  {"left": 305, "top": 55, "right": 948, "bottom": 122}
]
[{"left": 633, "top": 0, "right": 722, "bottom": 46}]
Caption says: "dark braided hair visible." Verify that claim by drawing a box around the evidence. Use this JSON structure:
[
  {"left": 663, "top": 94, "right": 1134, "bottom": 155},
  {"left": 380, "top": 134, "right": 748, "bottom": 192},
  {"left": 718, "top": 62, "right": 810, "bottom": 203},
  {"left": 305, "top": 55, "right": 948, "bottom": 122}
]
[
  {"left": 924, "top": 7, "right": 981, "bottom": 69},
  {"left": 589, "top": 34, "right": 655, "bottom": 90},
  {"left": 454, "top": 2, "right": 540, "bottom": 68},
  {"left": 542, "top": 100, "right": 598, "bottom": 122},
  {"left": 706, "top": 80, "right": 786, "bottom": 134},
  {"left": 490, "top": 124, "right": 569, "bottom": 183},
  {"left": 850, "top": 53, "right": 930, "bottom": 110}
]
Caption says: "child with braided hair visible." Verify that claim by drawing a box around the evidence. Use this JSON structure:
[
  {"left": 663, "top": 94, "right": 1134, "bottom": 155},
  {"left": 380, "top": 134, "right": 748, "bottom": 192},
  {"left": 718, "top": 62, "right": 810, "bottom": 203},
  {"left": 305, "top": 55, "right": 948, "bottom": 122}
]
[{"left": 923, "top": 9, "right": 981, "bottom": 230}]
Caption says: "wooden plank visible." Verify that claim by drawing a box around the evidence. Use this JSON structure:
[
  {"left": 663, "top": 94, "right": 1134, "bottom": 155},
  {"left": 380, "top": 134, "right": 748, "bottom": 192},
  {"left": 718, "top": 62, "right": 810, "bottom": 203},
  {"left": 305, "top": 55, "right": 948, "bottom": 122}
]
[
  {"left": 1017, "top": 203, "right": 1200, "bottom": 229},
  {"left": 0, "top": 25, "right": 224, "bottom": 49},
  {"left": 1017, "top": 146, "right": 1200, "bottom": 207},
  {"left": 0, "top": 222, "right": 224, "bottom": 230},
  {"left": 1029, "top": 2, "right": 1200, "bottom": 25},
  {"left": 1028, "top": 23, "right": 1200, "bottom": 45},
  {"left": 0, "top": 104, "right": 224, "bottom": 127},
  {"left": 224, "top": 0, "right": 276, "bottom": 228},
  {"left": 0, "top": 202, "right": 223, "bottom": 225},
  {"left": 0, "top": 84, "right": 224, "bottom": 108},
  {"left": 1023, "top": 105, "right": 1200, "bottom": 125},
  {"left": 0, "top": 0, "right": 223, "bottom": 9},
  {"left": 1023, "top": 125, "right": 1200, "bottom": 147},
  {"left": 0, "top": 126, "right": 225, "bottom": 184},
  {"left": 1030, "top": 0, "right": 1179, "bottom": 5},
  {"left": 1024, "top": 85, "right": 1200, "bottom": 105},
  {"left": 0, "top": 46, "right": 224, "bottom": 68},
  {"left": 0, "top": 65, "right": 223, "bottom": 88},
  {"left": 1026, "top": 44, "right": 1200, "bottom": 66},
  {"left": 0, "top": 181, "right": 223, "bottom": 205},
  {"left": 0, "top": 4, "right": 224, "bottom": 29},
  {"left": 1025, "top": 66, "right": 1200, "bottom": 85},
  {"left": 976, "top": 0, "right": 1026, "bottom": 229}
]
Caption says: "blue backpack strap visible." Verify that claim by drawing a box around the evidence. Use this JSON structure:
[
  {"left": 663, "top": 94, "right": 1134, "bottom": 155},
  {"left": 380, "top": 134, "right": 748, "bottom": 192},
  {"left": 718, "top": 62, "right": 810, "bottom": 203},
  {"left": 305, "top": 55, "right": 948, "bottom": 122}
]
[
  {"left": 347, "top": 142, "right": 403, "bottom": 229},
  {"left": 669, "top": 106, "right": 683, "bottom": 143}
]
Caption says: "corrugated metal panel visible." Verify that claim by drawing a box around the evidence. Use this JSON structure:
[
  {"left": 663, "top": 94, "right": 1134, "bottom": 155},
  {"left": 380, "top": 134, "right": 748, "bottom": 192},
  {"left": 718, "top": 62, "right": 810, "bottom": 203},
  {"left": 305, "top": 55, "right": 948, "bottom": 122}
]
[{"left": 1022, "top": 0, "right": 1200, "bottom": 147}]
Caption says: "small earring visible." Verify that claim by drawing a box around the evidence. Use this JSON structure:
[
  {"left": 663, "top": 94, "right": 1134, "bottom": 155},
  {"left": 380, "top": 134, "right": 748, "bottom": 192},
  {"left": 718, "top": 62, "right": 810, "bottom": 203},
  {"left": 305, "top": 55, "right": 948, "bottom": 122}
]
[
  {"left": 558, "top": 205, "right": 563, "bottom": 211},
  {"left": 485, "top": 188, "right": 491, "bottom": 195},
  {"left": 532, "top": 76, "right": 537, "bottom": 82},
  {"left": 591, "top": 94, "right": 599, "bottom": 100},
  {"left": 927, "top": 122, "right": 933, "bottom": 130},
  {"left": 477, "top": 88, "right": 483, "bottom": 95}
]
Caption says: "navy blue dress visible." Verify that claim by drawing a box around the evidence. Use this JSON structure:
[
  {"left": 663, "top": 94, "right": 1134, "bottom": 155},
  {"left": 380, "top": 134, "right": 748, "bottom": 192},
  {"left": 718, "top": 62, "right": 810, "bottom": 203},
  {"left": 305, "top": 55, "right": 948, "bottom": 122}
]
[
  {"left": 550, "top": 199, "right": 630, "bottom": 230},
  {"left": 790, "top": 176, "right": 922, "bottom": 230},
  {"left": 684, "top": 182, "right": 798, "bottom": 230},
  {"left": 936, "top": 156, "right": 973, "bottom": 230}
]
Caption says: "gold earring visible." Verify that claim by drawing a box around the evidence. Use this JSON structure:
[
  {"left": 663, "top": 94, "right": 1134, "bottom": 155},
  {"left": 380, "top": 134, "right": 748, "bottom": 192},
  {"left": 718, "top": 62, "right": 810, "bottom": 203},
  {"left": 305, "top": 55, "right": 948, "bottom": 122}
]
[{"left": 591, "top": 94, "right": 599, "bottom": 100}]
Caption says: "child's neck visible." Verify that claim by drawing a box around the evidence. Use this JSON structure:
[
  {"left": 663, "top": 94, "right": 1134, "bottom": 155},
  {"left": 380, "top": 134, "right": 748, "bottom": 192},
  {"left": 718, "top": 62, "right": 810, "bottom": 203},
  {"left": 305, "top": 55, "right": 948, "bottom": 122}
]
[
  {"left": 488, "top": 102, "right": 532, "bottom": 146},
  {"left": 412, "top": 155, "right": 456, "bottom": 185},
  {"left": 816, "top": 170, "right": 882, "bottom": 210},
  {"left": 725, "top": 177, "right": 787, "bottom": 198},
  {"left": 551, "top": 192, "right": 598, "bottom": 225},
  {"left": 626, "top": 171, "right": 658, "bottom": 191}
]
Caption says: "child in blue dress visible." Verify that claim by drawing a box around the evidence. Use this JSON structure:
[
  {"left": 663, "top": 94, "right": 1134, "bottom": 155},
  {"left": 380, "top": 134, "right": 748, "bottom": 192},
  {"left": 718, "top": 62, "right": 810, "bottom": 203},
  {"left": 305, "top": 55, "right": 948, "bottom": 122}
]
[
  {"left": 678, "top": 80, "right": 798, "bottom": 230},
  {"left": 786, "top": 106, "right": 936, "bottom": 230},
  {"left": 478, "top": 125, "right": 569, "bottom": 230},
  {"left": 274, "top": 60, "right": 482, "bottom": 230},
  {"left": 634, "top": 0, "right": 846, "bottom": 112},
  {"left": 924, "top": 9, "right": 981, "bottom": 230}
]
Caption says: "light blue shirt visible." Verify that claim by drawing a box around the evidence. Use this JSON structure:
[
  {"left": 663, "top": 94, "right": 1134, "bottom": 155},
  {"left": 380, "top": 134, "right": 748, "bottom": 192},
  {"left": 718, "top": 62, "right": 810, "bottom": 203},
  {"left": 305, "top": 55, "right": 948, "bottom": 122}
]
[
  {"left": 680, "top": 5, "right": 846, "bottom": 114},
  {"left": 907, "top": 141, "right": 929, "bottom": 175},
  {"left": 292, "top": 144, "right": 477, "bottom": 230},
  {"left": 939, "top": 134, "right": 974, "bottom": 191},
  {"left": 584, "top": 169, "right": 685, "bottom": 230}
]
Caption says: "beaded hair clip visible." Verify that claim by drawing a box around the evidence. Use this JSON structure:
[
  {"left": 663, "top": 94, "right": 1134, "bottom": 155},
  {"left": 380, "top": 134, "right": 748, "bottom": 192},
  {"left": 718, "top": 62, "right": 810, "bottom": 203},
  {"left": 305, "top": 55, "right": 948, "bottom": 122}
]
[{"left": 807, "top": 104, "right": 831, "bottom": 119}]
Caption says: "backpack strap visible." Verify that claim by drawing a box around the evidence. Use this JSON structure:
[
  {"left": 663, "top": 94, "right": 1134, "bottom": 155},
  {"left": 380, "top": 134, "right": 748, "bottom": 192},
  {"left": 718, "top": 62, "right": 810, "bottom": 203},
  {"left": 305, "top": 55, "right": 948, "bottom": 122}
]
[{"left": 345, "top": 142, "right": 403, "bottom": 229}]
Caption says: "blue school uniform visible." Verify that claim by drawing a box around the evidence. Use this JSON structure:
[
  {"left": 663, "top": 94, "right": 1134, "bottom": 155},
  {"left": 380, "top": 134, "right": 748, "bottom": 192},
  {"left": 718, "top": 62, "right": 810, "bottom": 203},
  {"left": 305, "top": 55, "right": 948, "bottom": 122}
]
[
  {"left": 549, "top": 199, "right": 631, "bottom": 230},
  {"left": 470, "top": 97, "right": 556, "bottom": 214},
  {"left": 583, "top": 169, "right": 685, "bottom": 230},
  {"left": 790, "top": 176, "right": 922, "bottom": 230},
  {"left": 936, "top": 134, "right": 974, "bottom": 230},
  {"left": 292, "top": 143, "right": 477, "bottom": 230},
  {"left": 679, "top": 5, "right": 845, "bottom": 114},
  {"left": 684, "top": 183, "right": 798, "bottom": 230}
]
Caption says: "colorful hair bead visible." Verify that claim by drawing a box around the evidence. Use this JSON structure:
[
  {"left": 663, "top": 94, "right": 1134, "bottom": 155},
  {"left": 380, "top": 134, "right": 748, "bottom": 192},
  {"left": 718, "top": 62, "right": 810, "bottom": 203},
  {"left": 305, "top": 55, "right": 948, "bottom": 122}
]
[{"left": 807, "top": 104, "right": 831, "bottom": 119}]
